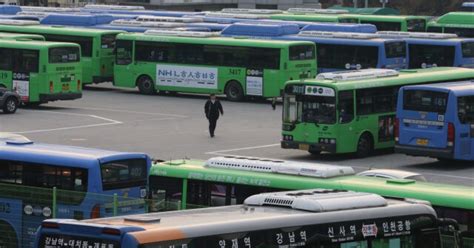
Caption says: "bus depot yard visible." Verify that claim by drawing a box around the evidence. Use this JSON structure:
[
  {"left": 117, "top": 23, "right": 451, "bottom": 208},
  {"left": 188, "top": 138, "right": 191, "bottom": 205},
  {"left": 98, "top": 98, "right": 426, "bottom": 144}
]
[
  {"left": 0, "top": 4, "right": 474, "bottom": 248},
  {"left": 1, "top": 82, "right": 472, "bottom": 187}
]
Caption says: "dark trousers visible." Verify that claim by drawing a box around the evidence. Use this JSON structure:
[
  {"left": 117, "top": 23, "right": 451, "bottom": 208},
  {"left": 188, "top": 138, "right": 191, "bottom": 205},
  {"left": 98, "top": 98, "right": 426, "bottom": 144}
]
[{"left": 208, "top": 118, "right": 218, "bottom": 136}]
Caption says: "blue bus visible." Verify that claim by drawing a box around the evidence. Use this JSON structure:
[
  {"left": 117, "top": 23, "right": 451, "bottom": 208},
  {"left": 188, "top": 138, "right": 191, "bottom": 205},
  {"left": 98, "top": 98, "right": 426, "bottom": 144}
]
[
  {"left": 378, "top": 31, "right": 474, "bottom": 68},
  {"left": 395, "top": 81, "right": 474, "bottom": 161},
  {"left": 221, "top": 23, "right": 407, "bottom": 72},
  {"left": 461, "top": 2, "right": 474, "bottom": 11},
  {"left": 40, "top": 14, "right": 117, "bottom": 27},
  {"left": 0, "top": 133, "right": 151, "bottom": 248},
  {"left": 92, "top": 20, "right": 221, "bottom": 32}
]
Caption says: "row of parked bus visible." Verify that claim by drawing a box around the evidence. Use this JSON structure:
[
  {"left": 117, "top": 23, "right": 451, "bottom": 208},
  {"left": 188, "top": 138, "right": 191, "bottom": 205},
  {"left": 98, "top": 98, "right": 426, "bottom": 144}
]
[
  {"left": 0, "top": 134, "right": 471, "bottom": 247},
  {"left": 0, "top": 20, "right": 472, "bottom": 102}
]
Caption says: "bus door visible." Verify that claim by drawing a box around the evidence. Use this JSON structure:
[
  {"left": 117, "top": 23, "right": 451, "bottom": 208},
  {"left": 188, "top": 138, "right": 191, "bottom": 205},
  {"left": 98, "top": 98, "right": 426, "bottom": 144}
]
[{"left": 456, "top": 95, "right": 474, "bottom": 160}]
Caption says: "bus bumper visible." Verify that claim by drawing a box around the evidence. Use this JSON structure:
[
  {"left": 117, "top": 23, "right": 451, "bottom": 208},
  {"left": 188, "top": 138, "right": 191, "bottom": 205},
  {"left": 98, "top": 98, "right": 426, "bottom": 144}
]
[
  {"left": 93, "top": 76, "right": 113, "bottom": 84},
  {"left": 395, "top": 144, "right": 453, "bottom": 159},
  {"left": 281, "top": 141, "right": 336, "bottom": 153},
  {"left": 39, "top": 93, "right": 82, "bottom": 103}
]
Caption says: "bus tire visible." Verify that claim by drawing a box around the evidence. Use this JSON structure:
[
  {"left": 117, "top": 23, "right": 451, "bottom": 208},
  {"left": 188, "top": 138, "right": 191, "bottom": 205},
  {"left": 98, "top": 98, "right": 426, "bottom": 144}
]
[
  {"left": 356, "top": 132, "right": 373, "bottom": 158},
  {"left": 3, "top": 97, "right": 18, "bottom": 114},
  {"left": 0, "top": 221, "right": 18, "bottom": 248},
  {"left": 137, "top": 75, "right": 156, "bottom": 95},
  {"left": 225, "top": 81, "right": 244, "bottom": 102}
]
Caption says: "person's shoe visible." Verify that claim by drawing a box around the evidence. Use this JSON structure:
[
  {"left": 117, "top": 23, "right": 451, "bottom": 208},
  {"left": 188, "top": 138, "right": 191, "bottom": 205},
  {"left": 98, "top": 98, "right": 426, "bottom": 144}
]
[{"left": 210, "top": 134, "right": 214, "bottom": 138}]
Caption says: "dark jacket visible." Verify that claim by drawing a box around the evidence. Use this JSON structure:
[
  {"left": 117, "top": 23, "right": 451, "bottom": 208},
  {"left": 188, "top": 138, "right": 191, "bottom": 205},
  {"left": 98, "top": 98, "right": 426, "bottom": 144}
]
[{"left": 205, "top": 99, "right": 223, "bottom": 120}]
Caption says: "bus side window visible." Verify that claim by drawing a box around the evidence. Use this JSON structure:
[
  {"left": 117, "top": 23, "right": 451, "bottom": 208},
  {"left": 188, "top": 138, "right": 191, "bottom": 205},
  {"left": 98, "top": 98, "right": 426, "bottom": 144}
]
[
  {"left": 115, "top": 40, "right": 132, "bottom": 65},
  {"left": 458, "top": 96, "right": 474, "bottom": 124},
  {"left": 338, "top": 90, "right": 354, "bottom": 124},
  {"left": 149, "top": 176, "right": 183, "bottom": 211},
  {"left": 13, "top": 49, "right": 39, "bottom": 73},
  {"left": 0, "top": 160, "right": 22, "bottom": 184},
  {"left": 0, "top": 48, "right": 12, "bottom": 71}
]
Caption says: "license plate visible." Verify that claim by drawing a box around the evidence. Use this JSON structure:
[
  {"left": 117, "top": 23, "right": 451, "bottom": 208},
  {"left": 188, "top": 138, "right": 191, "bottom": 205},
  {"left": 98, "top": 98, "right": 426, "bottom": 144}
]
[
  {"left": 299, "top": 144, "right": 309, "bottom": 151},
  {"left": 416, "top": 139, "right": 428, "bottom": 146},
  {"left": 62, "top": 84, "right": 69, "bottom": 91}
]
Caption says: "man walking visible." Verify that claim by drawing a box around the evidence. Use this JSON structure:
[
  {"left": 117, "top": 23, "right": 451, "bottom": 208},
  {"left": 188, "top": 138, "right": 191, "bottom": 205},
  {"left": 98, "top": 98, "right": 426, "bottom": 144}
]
[{"left": 204, "top": 94, "right": 224, "bottom": 138}]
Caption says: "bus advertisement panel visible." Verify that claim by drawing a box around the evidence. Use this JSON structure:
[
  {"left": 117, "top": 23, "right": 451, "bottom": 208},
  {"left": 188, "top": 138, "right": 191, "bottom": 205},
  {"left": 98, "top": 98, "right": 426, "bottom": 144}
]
[{"left": 395, "top": 81, "right": 474, "bottom": 161}]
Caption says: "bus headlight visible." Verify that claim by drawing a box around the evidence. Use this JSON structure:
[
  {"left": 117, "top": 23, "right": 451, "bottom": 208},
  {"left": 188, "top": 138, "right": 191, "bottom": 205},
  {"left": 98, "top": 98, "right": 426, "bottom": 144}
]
[{"left": 282, "top": 135, "right": 293, "bottom": 141}]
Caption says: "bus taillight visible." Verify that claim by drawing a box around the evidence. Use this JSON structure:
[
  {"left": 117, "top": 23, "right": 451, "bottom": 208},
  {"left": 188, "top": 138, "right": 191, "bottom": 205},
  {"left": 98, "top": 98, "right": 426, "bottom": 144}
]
[
  {"left": 90, "top": 204, "right": 101, "bottom": 219},
  {"left": 77, "top": 80, "right": 81, "bottom": 91},
  {"left": 49, "top": 81, "right": 54, "bottom": 93},
  {"left": 447, "top": 122, "right": 455, "bottom": 147},
  {"left": 42, "top": 222, "right": 59, "bottom": 229},
  {"left": 102, "top": 228, "right": 121, "bottom": 236},
  {"left": 394, "top": 118, "right": 399, "bottom": 142}
]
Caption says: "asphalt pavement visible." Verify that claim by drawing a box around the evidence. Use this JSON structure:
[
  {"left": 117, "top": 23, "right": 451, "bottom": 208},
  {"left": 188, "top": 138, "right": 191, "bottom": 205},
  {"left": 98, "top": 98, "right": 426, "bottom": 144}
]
[{"left": 0, "top": 83, "right": 472, "bottom": 186}]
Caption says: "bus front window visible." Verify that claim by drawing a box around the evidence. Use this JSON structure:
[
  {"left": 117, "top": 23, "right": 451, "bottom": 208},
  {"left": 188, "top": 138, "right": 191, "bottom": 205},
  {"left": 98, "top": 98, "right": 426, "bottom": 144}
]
[
  {"left": 101, "top": 159, "right": 147, "bottom": 190},
  {"left": 301, "top": 95, "right": 336, "bottom": 124}
]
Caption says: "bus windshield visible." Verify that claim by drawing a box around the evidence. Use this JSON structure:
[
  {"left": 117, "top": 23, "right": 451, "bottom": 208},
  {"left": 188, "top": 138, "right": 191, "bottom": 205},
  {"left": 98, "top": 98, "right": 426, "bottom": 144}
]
[
  {"left": 458, "top": 95, "right": 474, "bottom": 124},
  {"left": 289, "top": 44, "right": 315, "bottom": 61},
  {"left": 403, "top": 90, "right": 448, "bottom": 113},
  {"left": 407, "top": 19, "right": 426, "bottom": 32},
  {"left": 385, "top": 41, "right": 406, "bottom": 58},
  {"left": 48, "top": 47, "right": 80, "bottom": 63},
  {"left": 101, "top": 159, "right": 147, "bottom": 190},
  {"left": 300, "top": 95, "right": 336, "bottom": 124},
  {"left": 462, "top": 42, "right": 474, "bottom": 58}
]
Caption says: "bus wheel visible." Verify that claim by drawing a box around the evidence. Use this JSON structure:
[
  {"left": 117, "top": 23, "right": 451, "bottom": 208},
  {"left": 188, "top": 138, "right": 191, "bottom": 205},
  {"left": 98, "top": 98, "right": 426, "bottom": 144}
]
[
  {"left": 3, "top": 97, "right": 18, "bottom": 114},
  {"left": 225, "top": 81, "right": 244, "bottom": 102},
  {"left": 356, "top": 133, "right": 373, "bottom": 158},
  {"left": 137, "top": 76, "right": 156, "bottom": 95},
  {"left": 0, "top": 221, "right": 18, "bottom": 248},
  {"left": 308, "top": 150, "right": 321, "bottom": 156}
]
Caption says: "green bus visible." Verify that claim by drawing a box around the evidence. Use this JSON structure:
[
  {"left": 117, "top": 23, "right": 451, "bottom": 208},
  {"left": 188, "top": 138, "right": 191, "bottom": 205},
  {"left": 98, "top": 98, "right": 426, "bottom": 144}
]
[
  {"left": 0, "top": 20, "right": 123, "bottom": 85},
  {"left": 280, "top": 68, "right": 474, "bottom": 157},
  {"left": 427, "top": 12, "right": 474, "bottom": 38},
  {"left": 0, "top": 32, "right": 44, "bottom": 41},
  {"left": 346, "top": 14, "right": 429, "bottom": 32},
  {"left": 114, "top": 30, "right": 317, "bottom": 101},
  {"left": 0, "top": 39, "right": 82, "bottom": 104},
  {"left": 149, "top": 156, "right": 474, "bottom": 247}
]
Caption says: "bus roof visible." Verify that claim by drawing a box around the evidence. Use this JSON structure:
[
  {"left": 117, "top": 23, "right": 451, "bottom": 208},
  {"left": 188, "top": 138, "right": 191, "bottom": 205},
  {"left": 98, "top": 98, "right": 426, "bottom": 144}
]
[
  {"left": 293, "top": 31, "right": 403, "bottom": 44},
  {"left": 328, "top": 5, "right": 400, "bottom": 15},
  {"left": 270, "top": 13, "right": 341, "bottom": 22},
  {"left": 0, "top": 39, "right": 79, "bottom": 49},
  {"left": 46, "top": 190, "right": 434, "bottom": 243},
  {"left": 150, "top": 159, "right": 474, "bottom": 210},
  {"left": 345, "top": 14, "right": 429, "bottom": 21},
  {"left": 0, "top": 136, "right": 148, "bottom": 169},
  {"left": 436, "top": 12, "right": 474, "bottom": 25},
  {"left": 0, "top": 22, "right": 123, "bottom": 36},
  {"left": 0, "top": 32, "right": 44, "bottom": 40},
  {"left": 287, "top": 67, "right": 474, "bottom": 92},
  {"left": 118, "top": 32, "right": 315, "bottom": 48},
  {"left": 402, "top": 80, "right": 474, "bottom": 96}
]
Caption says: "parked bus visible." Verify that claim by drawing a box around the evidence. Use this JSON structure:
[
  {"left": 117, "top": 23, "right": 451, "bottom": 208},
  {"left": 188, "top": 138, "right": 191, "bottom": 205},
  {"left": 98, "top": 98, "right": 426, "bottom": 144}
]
[
  {"left": 270, "top": 13, "right": 357, "bottom": 24},
  {"left": 0, "top": 133, "right": 151, "bottom": 248},
  {"left": 221, "top": 24, "right": 407, "bottom": 72},
  {"left": 395, "top": 81, "right": 474, "bottom": 161},
  {"left": 114, "top": 30, "right": 317, "bottom": 101},
  {"left": 0, "top": 19, "right": 123, "bottom": 84},
  {"left": 377, "top": 31, "right": 474, "bottom": 68},
  {"left": 39, "top": 13, "right": 116, "bottom": 27},
  {"left": 347, "top": 14, "right": 429, "bottom": 32},
  {"left": 36, "top": 189, "right": 450, "bottom": 248},
  {"left": 461, "top": 2, "right": 474, "bottom": 11},
  {"left": 427, "top": 12, "right": 474, "bottom": 38},
  {"left": 0, "top": 39, "right": 82, "bottom": 104},
  {"left": 280, "top": 67, "right": 474, "bottom": 157},
  {"left": 148, "top": 156, "right": 474, "bottom": 247}
]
